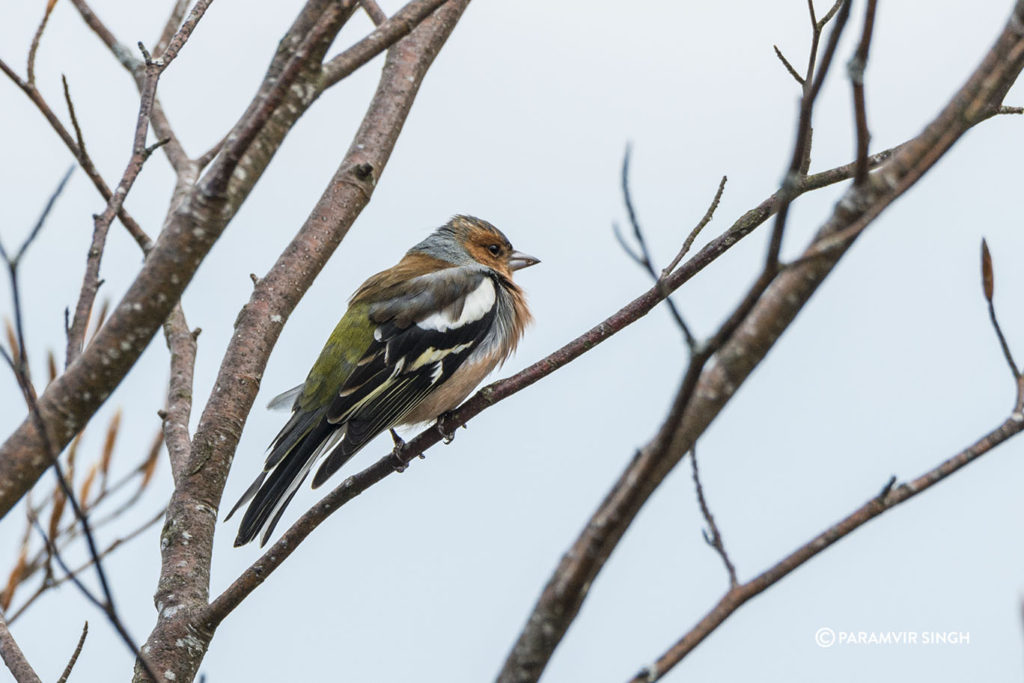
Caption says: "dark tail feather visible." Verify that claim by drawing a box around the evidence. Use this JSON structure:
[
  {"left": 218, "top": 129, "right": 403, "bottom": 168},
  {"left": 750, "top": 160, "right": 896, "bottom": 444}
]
[
  {"left": 232, "top": 419, "right": 333, "bottom": 547},
  {"left": 224, "top": 471, "right": 266, "bottom": 522},
  {"left": 309, "top": 416, "right": 380, "bottom": 488}
]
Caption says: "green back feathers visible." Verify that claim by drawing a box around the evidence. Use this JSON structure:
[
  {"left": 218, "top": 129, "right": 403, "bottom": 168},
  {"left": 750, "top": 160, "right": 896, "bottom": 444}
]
[{"left": 298, "top": 301, "right": 376, "bottom": 410}]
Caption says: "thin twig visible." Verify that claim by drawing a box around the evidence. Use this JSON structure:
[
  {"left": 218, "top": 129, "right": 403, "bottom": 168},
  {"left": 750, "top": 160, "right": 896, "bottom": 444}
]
[
  {"left": 60, "top": 76, "right": 88, "bottom": 157},
  {"left": 849, "top": 0, "right": 878, "bottom": 185},
  {"left": 767, "top": 0, "right": 852, "bottom": 268},
  {"left": 0, "top": 172, "right": 157, "bottom": 681},
  {"left": 0, "top": 57, "right": 151, "bottom": 251},
  {"left": 68, "top": 0, "right": 208, "bottom": 174},
  {"left": 980, "top": 239, "right": 1020, "bottom": 380},
  {"left": 614, "top": 144, "right": 695, "bottom": 346},
  {"left": 661, "top": 175, "right": 728, "bottom": 278},
  {"left": 65, "top": 5, "right": 212, "bottom": 366},
  {"left": 154, "top": 0, "right": 191, "bottom": 58},
  {"left": 26, "top": 0, "right": 58, "bottom": 87},
  {"left": 689, "top": 447, "right": 737, "bottom": 587},
  {"left": 6, "top": 506, "right": 164, "bottom": 625},
  {"left": 25, "top": 513, "right": 155, "bottom": 681},
  {"left": 773, "top": 45, "right": 804, "bottom": 85},
  {"left": 816, "top": 0, "right": 845, "bottom": 31},
  {"left": 629, "top": 383, "right": 1024, "bottom": 682},
  {"left": 56, "top": 622, "right": 88, "bottom": 683}
]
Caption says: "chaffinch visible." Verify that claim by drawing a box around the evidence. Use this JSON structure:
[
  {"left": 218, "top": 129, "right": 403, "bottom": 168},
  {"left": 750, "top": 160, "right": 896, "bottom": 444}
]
[{"left": 228, "top": 215, "right": 539, "bottom": 546}]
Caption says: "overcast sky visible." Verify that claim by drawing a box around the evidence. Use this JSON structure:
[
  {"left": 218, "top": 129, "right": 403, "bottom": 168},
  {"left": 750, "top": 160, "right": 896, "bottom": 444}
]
[{"left": 2, "top": 1, "right": 1024, "bottom": 681}]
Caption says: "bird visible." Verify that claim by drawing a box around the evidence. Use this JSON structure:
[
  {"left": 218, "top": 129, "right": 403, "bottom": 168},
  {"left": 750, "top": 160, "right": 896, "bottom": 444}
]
[{"left": 227, "top": 215, "right": 539, "bottom": 547}]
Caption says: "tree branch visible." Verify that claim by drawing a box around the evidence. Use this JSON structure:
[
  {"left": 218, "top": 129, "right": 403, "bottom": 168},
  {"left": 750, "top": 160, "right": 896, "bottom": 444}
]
[
  {"left": 134, "top": 3, "right": 472, "bottom": 680},
  {"left": 848, "top": 0, "right": 878, "bottom": 185},
  {"left": 631, "top": 393, "right": 1024, "bottom": 681},
  {"left": 613, "top": 144, "right": 696, "bottom": 345},
  {"left": 496, "top": 2, "right": 1024, "bottom": 680},
  {"left": 321, "top": 0, "right": 453, "bottom": 88},
  {"left": 26, "top": 0, "right": 57, "bottom": 88},
  {"left": 0, "top": 0, "right": 360, "bottom": 517},
  {"left": 203, "top": 115, "right": 971, "bottom": 628},
  {"left": 56, "top": 622, "right": 88, "bottom": 683},
  {"left": 0, "top": 58, "right": 150, "bottom": 251},
  {"left": 0, "top": 610, "right": 40, "bottom": 683},
  {"left": 0, "top": 170, "right": 157, "bottom": 680},
  {"left": 68, "top": 0, "right": 201, "bottom": 174},
  {"left": 688, "top": 446, "right": 737, "bottom": 587},
  {"left": 65, "top": 5, "right": 212, "bottom": 366},
  {"left": 360, "top": 0, "right": 388, "bottom": 26}
]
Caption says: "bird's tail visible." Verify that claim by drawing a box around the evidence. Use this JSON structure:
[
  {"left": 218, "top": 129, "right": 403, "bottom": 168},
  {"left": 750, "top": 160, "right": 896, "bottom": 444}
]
[
  {"left": 228, "top": 410, "right": 342, "bottom": 547},
  {"left": 228, "top": 400, "right": 395, "bottom": 546}
]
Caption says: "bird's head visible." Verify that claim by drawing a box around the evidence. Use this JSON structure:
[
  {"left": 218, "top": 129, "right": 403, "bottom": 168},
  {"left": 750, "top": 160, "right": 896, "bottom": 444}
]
[{"left": 415, "top": 215, "right": 540, "bottom": 279}]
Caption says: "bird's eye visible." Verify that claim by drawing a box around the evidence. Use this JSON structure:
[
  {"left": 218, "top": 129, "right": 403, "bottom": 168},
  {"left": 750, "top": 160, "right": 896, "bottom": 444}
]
[{"left": 487, "top": 244, "right": 501, "bottom": 256}]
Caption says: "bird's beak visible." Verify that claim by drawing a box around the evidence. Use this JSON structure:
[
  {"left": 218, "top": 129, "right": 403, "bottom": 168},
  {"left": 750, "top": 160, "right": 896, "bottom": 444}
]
[{"left": 508, "top": 250, "right": 540, "bottom": 271}]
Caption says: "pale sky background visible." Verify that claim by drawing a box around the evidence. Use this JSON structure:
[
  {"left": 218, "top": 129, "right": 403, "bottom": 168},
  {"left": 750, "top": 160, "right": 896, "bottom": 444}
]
[{"left": 2, "top": 1, "right": 1024, "bottom": 681}]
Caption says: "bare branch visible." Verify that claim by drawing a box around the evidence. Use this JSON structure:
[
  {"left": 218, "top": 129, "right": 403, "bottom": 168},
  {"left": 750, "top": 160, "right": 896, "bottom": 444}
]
[
  {"left": 497, "top": 2, "right": 1024, "bottom": 679},
  {"left": 0, "top": 172, "right": 157, "bottom": 680},
  {"left": 56, "top": 622, "right": 88, "bottom": 683},
  {"left": 0, "top": 610, "right": 40, "bottom": 683},
  {"left": 848, "top": 0, "right": 878, "bottom": 185},
  {"left": 154, "top": 0, "right": 191, "bottom": 58},
  {"left": 64, "top": 48, "right": 171, "bottom": 364},
  {"left": 767, "top": 0, "right": 851, "bottom": 268},
  {"left": 207, "top": 122, "right": 966, "bottom": 628},
  {"left": 67, "top": 0, "right": 210, "bottom": 174},
  {"left": 661, "top": 175, "right": 728, "bottom": 277},
  {"left": 60, "top": 76, "right": 88, "bottom": 160},
  {"left": 981, "top": 239, "right": 1020, "bottom": 380},
  {"left": 65, "top": 0, "right": 213, "bottom": 365},
  {"left": 614, "top": 144, "right": 695, "bottom": 345},
  {"left": 0, "top": 0, "right": 360, "bottom": 516},
  {"left": 689, "top": 447, "right": 737, "bottom": 587},
  {"left": 0, "top": 58, "right": 151, "bottom": 251},
  {"left": 26, "top": 0, "right": 58, "bottom": 87},
  {"left": 360, "top": 0, "right": 388, "bottom": 25},
  {"left": 137, "top": 4, "right": 472, "bottom": 680},
  {"left": 321, "top": 0, "right": 453, "bottom": 88},
  {"left": 204, "top": 1, "right": 356, "bottom": 198},
  {"left": 773, "top": 44, "right": 804, "bottom": 85},
  {"left": 161, "top": 305, "right": 197, "bottom": 483},
  {"left": 631, "top": 402, "right": 1024, "bottom": 682}
]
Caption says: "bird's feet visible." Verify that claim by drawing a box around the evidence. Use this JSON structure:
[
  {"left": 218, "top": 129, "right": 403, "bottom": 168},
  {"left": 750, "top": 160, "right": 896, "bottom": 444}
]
[
  {"left": 390, "top": 428, "right": 408, "bottom": 472},
  {"left": 434, "top": 412, "right": 463, "bottom": 444}
]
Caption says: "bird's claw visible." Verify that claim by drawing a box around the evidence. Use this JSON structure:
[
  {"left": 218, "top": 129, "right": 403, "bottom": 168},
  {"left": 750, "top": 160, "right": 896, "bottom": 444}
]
[
  {"left": 390, "top": 428, "right": 408, "bottom": 472},
  {"left": 435, "top": 413, "right": 462, "bottom": 444}
]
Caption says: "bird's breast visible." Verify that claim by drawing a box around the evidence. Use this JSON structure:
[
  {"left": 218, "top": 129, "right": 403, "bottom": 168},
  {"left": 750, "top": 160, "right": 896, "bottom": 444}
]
[{"left": 401, "top": 352, "right": 502, "bottom": 425}]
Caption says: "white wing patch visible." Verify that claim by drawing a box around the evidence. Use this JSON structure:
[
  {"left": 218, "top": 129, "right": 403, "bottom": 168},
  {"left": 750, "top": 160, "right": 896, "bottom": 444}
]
[
  {"left": 418, "top": 278, "right": 496, "bottom": 332},
  {"left": 409, "top": 341, "right": 475, "bottom": 371}
]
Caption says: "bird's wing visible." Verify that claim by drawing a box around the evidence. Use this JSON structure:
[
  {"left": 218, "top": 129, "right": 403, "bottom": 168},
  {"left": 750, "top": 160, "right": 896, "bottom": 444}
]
[
  {"left": 230, "top": 266, "right": 498, "bottom": 546},
  {"left": 311, "top": 267, "right": 498, "bottom": 485}
]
